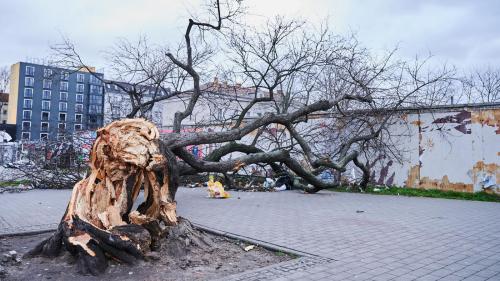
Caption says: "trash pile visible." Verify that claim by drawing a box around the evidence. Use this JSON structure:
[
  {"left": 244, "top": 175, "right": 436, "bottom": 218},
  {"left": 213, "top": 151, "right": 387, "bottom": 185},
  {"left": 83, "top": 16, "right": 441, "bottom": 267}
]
[
  {"left": 263, "top": 176, "right": 291, "bottom": 191},
  {"left": 0, "top": 183, "right": 33, "bottom": 194},
  {"left": 207, "top": 175, "right": 230, "bottom": 199}
]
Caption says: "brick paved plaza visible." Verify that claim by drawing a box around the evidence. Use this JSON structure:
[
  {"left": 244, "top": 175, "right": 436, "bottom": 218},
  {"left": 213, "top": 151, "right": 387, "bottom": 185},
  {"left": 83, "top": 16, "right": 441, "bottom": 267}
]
[{"left": 1, "top": 188, "right": 499, "bottom": 280}]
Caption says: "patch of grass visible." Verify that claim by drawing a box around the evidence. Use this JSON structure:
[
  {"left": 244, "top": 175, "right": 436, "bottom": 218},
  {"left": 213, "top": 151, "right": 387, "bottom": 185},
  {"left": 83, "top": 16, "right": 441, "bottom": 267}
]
[
  {"left": 329, "top": 185, "right": 500, "bottom": 202},
  {"left": 0, "top": 180, "right": 31, "bottom": 187}
]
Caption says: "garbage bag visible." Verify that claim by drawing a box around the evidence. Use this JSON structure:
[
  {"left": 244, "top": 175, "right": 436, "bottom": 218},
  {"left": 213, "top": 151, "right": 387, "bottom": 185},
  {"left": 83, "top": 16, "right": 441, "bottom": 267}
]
[
  {"left": 274, "top": 184, "right": 286, "bottom": 191},
  {"left": 263, "top": 178, "right": 275, "bottom": 189}
]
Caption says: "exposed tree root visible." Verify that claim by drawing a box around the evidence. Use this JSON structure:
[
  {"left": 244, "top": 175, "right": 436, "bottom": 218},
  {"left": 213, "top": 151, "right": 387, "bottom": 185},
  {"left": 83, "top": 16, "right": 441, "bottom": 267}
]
[{"left": 24, "top": 119, "right": 185, "bottom": 275}]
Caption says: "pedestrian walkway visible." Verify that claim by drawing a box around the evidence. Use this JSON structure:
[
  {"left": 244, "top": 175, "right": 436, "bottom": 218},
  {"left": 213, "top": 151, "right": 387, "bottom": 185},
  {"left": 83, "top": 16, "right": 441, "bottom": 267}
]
[{"left": 1, "top": 188, "right": 499, "bottom": 280}]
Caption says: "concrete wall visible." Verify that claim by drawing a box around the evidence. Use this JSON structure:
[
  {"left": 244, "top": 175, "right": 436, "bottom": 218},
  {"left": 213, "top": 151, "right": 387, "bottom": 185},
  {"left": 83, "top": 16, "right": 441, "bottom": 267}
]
[{"left": 367, "top": 106, "right": 500, "bottom": 193}]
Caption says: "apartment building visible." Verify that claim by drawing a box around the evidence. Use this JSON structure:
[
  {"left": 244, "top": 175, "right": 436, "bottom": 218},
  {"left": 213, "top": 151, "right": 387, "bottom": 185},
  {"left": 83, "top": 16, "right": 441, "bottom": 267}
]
[{"left": 7, "top": 62, "right": 104, "bottom": 140}]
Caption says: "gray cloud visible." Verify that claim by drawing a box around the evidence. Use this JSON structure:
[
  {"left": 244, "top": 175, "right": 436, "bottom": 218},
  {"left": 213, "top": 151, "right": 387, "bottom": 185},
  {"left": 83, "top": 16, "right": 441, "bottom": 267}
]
[{"left": 0, "top": 0, "right": 498, "bottom": 71}]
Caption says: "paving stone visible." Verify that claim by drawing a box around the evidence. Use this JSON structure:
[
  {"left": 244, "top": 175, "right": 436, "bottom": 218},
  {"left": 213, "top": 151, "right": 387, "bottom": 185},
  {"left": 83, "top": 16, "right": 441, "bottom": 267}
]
[{"left": 1, "top": 188, "right": 500, "bottom": 281}]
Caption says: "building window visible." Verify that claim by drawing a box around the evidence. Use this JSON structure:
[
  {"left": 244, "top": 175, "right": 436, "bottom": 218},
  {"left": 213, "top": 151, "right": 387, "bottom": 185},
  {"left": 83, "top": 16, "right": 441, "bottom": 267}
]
[
  {"left": 43, "top": 68, "right": 53, "bottom": 78},
  {"left": 24, "top": 88, "right": 33, "bottom": 98},
  {"left": 76, "top": 94, "right": 84, "bottom": 103},
  {"left": 59, "top": 102, "right": 67, "bottom": 111},
  {"left": 89, "top": 105, "right": 102, "bottom": 114},
  {"left": 75, "top": 114, "right": 83, "bottom": 123},
  {"left": 41, "top": 122, "right": 49, "bottom": 132},
  {"left": 60, "top": 92, "right": 68, "bottom": 101},
  {"left": 26, "top": 66, "right": 35, "bottom": 76},
  {"left": 74, "top": 124, "right": 82, "bottom": 130},
  {"left": 42, "top": 90, "right": 51, "bottom": 99},
  {"left": 77, "top": 73, "right": 85, "bottom": 83},
  {"left": 75, "top": 104, "right": 84, "bottom": 113},
  {"left": 42, "top": 100, "right": 51, "bottom": 111},
  {"left": 22, "top": 121, "right": 31, "bottom": 131},
  {"left": 40, "top": 133, "right": 48, "bottom": 140},
  {"left": 90, "top": 85, "right": 102, "bottom": 94},
  {"left": 76, "top": 83, "right": 84, "bottom": 93},
  {"left": 21, "top": 132, "right": 30, "bottom": 140},
  {"left": 58, "top": 123, "right": 66, "bottom": 131},
  {"left": 59, "top": 113, "right": 66, "bottom": 122},
  {"left": 90, "top": 75, "right": 100, "bottom": 84},
  {"left": 25, "top": 77, "right": 34, "bottom": 87},
  {"left": 23, "top": 99, "right": 32, "bottom": 109},
  {"left": 89, "top": 95, "right": 102, "bottom": 104},
  {"left": 43, "top": 79, "right": 52, "bottom": 89},
  {"left": 23, "top": 110, "right": 31, "bottom": 120},
  {"left": 60, "top": 81, "right": 68, "bottom": 91},
  {"left": 60, "top": 71, "right": 69, "bottom": 81},
  {"left": 41, "top": 111, "right": 50, "bottom": 121}
]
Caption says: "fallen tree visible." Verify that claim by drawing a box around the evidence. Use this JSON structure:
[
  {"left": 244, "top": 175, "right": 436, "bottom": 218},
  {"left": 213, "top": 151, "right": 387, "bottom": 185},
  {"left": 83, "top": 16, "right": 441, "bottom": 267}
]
[{"left": 29, "top": 0, "right": 454, "bottom": 275}]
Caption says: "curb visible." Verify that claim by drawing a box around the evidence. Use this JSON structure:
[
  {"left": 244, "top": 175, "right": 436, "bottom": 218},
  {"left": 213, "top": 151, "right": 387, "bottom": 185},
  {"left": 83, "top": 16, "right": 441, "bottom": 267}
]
[
  {"left": 192, "top": 222, "right": 331, "bottom": 260},
  {"left": 0, "top": 222, "right": 332, "bottom": 262}
]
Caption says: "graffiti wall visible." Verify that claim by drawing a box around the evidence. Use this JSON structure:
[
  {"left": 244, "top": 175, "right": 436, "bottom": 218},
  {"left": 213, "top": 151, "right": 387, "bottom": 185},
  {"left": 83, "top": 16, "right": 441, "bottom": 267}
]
[{"left": 369, "top": 106, "right": 500, "bottom": 194}]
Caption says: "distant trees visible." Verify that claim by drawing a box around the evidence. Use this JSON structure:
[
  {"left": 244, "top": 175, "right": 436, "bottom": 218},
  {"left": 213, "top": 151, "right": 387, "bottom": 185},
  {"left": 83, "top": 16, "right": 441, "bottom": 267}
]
[
  {"left": 0, "top": 66, "right": 9, "bottom": 93},
  {"left": 460, "top": 67, "right": 500, "bottom": 103}
]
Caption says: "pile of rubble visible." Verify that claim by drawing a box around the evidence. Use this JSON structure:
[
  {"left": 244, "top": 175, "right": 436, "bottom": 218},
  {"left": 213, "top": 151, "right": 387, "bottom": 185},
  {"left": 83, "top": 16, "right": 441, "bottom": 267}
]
[
  {"left": 0, "top": 184, "right": 33, "bottom": 194},
  {"left": 0, "top": 250, "right": 21, "bottom": 278}
]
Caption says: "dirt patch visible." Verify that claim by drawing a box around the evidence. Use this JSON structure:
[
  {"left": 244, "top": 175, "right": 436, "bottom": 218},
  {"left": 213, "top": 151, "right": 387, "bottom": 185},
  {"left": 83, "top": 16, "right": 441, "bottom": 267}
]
[{"left": 0, "top": 231, "right": 293, "bottom": 281}]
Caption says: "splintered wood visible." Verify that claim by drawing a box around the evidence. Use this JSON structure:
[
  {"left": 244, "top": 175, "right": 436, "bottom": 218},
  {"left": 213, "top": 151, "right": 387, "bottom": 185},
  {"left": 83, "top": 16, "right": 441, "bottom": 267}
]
[
  {"left": 65, "top": 118, "right": 177, "bottom": 230},
  {"left": 64, "top": 119, "right": 177, "bottom": 229},
  {"left": 26, "top": 119, "right": 179, "bottom": 275}
]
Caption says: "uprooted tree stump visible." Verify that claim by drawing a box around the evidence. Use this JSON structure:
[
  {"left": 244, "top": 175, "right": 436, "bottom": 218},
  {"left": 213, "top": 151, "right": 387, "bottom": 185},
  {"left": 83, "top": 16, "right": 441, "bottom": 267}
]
[{"left": 25, "top": 119, "right": 212, "bottom": 275}]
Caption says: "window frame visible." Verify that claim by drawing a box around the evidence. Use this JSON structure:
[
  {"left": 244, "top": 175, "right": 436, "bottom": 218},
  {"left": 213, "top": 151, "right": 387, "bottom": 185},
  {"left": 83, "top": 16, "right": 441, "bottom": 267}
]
[
  {"left": 41, "top": 111, "right": 50, "bottom": 121},
  {"left": 75, "top": 104, "right": 84, "bottom": 113},
  {"left": 59, "top": 91, "right": 68, "bottom": 101},
  {"left": 25, "top": 77, "right": 34, "bottom": 87},
  {"left": 23, "top": 99, "right": 33, "bottom": 109},
  {"left": 22, "top": 121, "right": 31, "bottom": 131},
  {"left": 22, "top": 110, "right": 32, "bottom": 120},
  {"left": 59, "top": 102, "right": 68, "bottom": 112},
  {"left": 24, "top": 88, "right": 33, "bottom": 98},
  {"left": 77, "top": 73, "right": 85, "bottom": 83},
  {"left": 43, "top": 68, "right": 53, "bottom": 78},
  {"left": 25, "top": 66, "right": 35, "bottom": 76},
  {"left": 59, "top": 112, "right": 66, "bottom": 122},
  {"left": 42, "top": 90, "right": 51, "bottom": 99},
  {"left": 43, "top": 79, "right": 52, "bottom": 89},
  {"left": 21, "top": 132, "right": 30, "bottom": 140},
  {"left": 60, "top": 81, "right": 69, "bottom": 91},
  {"left": 40, "top": 122, "right": 49, "bottom": 132},
  {"left": 76, "top": 83, "right": 85, "bottom": 93},
  {"left": 75, "top": 113, "right": 83, "bottom": 124},
  {"left": 42, "top": 100, "right": 51, "bottom": 111},
  {"left": 60, "top": 71, "right": 69, "bottom": 81},
  {"left": 76, "top": 94, "right": 84, "bottom": 103},
  {"left": 58, "top": 122, "right": 66, "bottom": 131}
]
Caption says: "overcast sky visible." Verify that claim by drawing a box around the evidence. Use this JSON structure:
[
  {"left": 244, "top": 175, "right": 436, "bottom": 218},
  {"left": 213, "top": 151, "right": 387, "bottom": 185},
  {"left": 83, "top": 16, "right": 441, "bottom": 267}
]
[{"left": 1, "top": 0, "right": 498, "bottom": 72}]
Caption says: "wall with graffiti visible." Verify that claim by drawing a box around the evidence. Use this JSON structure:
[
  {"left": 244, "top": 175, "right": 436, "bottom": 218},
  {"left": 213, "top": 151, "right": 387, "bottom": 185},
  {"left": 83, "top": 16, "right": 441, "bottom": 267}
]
[{"left": 368, "top": 105, "right": 500, "bottom": 193}]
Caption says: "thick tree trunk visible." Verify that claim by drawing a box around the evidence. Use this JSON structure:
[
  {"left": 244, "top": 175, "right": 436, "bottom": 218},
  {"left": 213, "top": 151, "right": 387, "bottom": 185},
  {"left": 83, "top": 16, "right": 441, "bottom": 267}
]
[{"left": 25, "top": 119, "right": 186, "bottom": 275}]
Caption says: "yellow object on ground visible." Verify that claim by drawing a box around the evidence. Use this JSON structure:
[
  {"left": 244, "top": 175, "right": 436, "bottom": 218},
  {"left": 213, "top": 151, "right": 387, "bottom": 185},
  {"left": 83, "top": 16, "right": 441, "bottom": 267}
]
[{"left": 207, "top": 177, "right": 230, "bottom": 199}]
